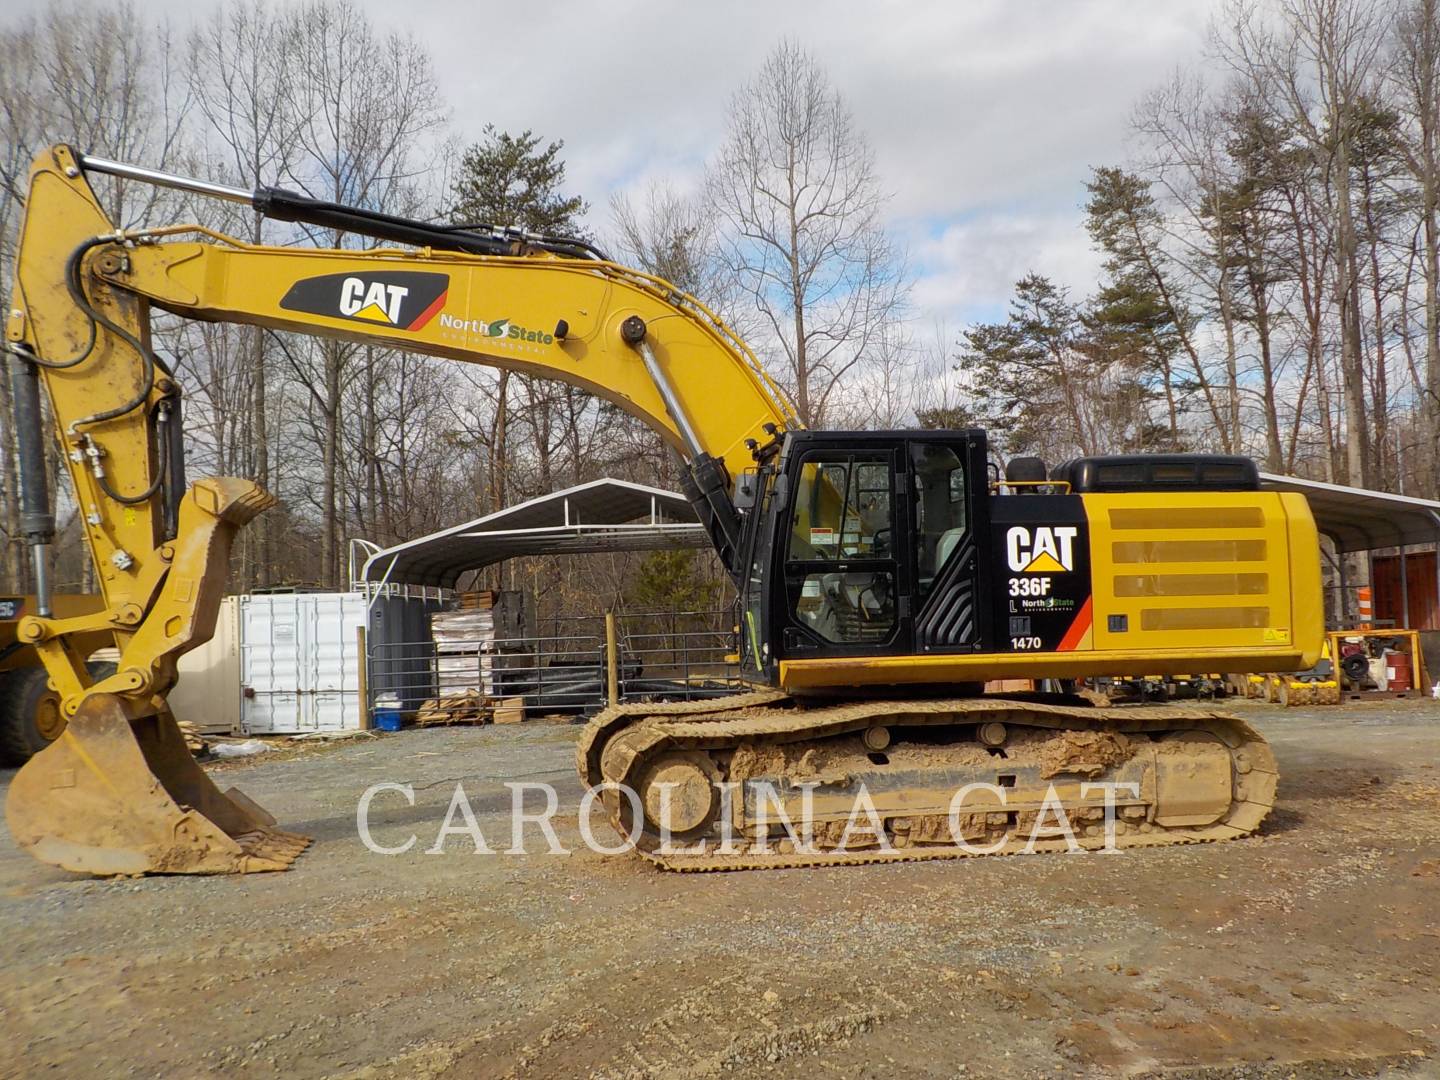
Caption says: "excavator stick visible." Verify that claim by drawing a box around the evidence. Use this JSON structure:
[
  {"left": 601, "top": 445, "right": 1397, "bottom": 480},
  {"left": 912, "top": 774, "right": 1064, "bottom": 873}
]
[{"left": 5, "top": 695, "right": 309, "bottom": 875}]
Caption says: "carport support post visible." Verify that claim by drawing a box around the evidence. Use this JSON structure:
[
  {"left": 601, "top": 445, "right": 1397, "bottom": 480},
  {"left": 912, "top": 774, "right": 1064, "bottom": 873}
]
[
  {"left": 1431, "top": 511, "right": 1440, "bottom": 630},
  {"left": 1336, "top": 549, "right": 1350, "bottom": 626},
  {"left": 1400, "top": 545, "right": 1410, "bottom": 629},
  {"left": 605, "top": 612, "right": 619, "bottom": 707}
]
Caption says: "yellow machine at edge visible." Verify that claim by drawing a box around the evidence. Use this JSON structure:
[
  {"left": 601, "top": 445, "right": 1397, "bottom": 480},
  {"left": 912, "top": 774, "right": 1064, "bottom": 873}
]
[{"left": 2, "top": 145, "right": 1323, "bottom": 875}]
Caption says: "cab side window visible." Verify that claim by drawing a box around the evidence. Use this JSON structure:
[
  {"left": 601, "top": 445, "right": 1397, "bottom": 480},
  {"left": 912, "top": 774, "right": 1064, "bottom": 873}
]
[{"left": 911, "top": 443, "right": 967, "bottom": 599}]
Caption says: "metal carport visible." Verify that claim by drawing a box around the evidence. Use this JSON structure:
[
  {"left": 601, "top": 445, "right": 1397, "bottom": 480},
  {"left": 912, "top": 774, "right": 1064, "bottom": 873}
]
[
  {"left": 356, "top": 478, "right": 708, "bottom": 590},
  {"left": 1260, "top": 473, "right": 1440, "bottom": 629},
  {"left": 353, "top": 479, "right": 715, "bottom": 714}
]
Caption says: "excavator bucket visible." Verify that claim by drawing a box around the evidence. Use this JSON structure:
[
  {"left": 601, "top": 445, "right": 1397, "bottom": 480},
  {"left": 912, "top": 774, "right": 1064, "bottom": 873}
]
[{"left": 5, "top": 693, "right": 309, "bottom": 875}]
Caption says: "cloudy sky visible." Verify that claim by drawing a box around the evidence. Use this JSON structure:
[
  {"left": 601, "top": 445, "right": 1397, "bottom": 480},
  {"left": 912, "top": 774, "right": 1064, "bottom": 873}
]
[
  {"left": 402, "top": 0, "right": 1220, "bottom": 336},
  {"left": 21, "top": 0, "right": 1223, "bottom": 337}
]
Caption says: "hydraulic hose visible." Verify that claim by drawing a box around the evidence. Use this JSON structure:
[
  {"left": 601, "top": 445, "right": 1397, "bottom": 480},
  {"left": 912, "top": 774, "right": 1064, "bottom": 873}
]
[
  {"left": 9, "top": 235, "right": 111, "bottom": 371},
  {"left": 93, "top": 395, "right": 173, "bottom": 506},
  {"left": 62, "top": 235, "right": 159, "bottom": 432}
]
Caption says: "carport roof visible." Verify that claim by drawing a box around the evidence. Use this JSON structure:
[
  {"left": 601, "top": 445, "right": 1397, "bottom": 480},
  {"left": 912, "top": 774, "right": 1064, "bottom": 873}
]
[
  {"left": 359, "top": 478, "right": 706, "bottom": 589},
  {"left": 1260, "top": 473, "right": 1440, "bottom": 554}
]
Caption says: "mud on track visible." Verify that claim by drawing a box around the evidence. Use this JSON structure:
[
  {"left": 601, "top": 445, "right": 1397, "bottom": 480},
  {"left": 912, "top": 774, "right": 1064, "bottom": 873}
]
[{"left": 2, "top": 698, "right": 1437, "bottom": 1078}]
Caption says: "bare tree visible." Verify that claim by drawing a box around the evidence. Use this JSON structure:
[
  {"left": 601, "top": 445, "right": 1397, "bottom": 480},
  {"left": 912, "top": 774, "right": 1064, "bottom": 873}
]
[
  {"left": 1222, "top": 0, "right": 1390, "bottom": 486},
  {"left": 0, "top": 19, "right": 46, "bottom": 589},
  {"left": 611, "top": 181, "right": 718, "bottom": 299},
  {"left": 1132, "top": 73, "right": 1259, "bottom": 453},
  {"left": 911, "top": 320, "right": 975, "bottom": 430},
  {"left": 284, "top": 0, "right": 444, "bottom": 586},
  {"left": 0, "top": 1, "right": 189, "bottom": 590},
  {"left": 706, "top": 40, "right": 907, "bottom": 427},
  {"left": 828, "top": 320, "right": 920, "bottom": 430},
  {"left": 1392, "top": 0, "right": 1440, "bottom": 482},
  {"left": 36, "top": 1, "right": 191, "bottom": 225},
  {"left": 187, "top": 0, "right": 304, "bottom": 586}
]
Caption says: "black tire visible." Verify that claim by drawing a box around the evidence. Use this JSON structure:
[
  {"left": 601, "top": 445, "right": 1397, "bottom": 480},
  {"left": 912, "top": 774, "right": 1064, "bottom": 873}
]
[
  {"left": 87, "top": 659, "right": 118, "bottom": 686},
  {"left": 0, "top": 667, "right": 60, "bottom": 765},
  {"left": 0, "top": 660, "right": 118, "bottom": 766},
  {"left": 1339, "top": 652, "right": 1370, "bottom": 686}
]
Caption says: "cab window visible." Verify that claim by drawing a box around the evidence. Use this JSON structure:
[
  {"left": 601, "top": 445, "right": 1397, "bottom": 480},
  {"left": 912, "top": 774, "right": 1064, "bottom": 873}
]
[
  {"left": 788, "top": 458, "right": 892, "bottom": 560},
  {"left": 786, "top": 455, "right": 896, "bottom": 645},
  {"left": 910, "top": 443, "right": 967, "bottom": 598}
]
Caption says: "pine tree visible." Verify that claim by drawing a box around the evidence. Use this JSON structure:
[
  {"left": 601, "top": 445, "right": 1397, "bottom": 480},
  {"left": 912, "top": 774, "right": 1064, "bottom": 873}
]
[
  {"left": 627, "top": 549, "right": 722, "bottom": 613},
  {"left": 447, "top": 126, "right": 590, "bottom": 519},
  {"left": 957, "top": 275, "right": 1094, "bottom": 460},
  {"left": 450, "top": 125, "right": 588, "bottom": 235},
  {"left": 1083, "top": 167, "right": 1189, "bottom": 445},
  {"left": 1210, "top": 106, "right": 1302, "bottom": 470}
]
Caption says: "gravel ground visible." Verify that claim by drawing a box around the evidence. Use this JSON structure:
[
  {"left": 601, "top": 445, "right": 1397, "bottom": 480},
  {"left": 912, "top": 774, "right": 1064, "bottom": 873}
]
[{"left": 1, "top": 697, "right": 1437, "bottom": 1079}]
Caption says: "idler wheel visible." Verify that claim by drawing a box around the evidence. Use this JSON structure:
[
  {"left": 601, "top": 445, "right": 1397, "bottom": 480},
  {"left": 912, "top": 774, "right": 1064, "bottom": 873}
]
[{"left": 639, "top": 751, "right": 720, "bottom": 836}]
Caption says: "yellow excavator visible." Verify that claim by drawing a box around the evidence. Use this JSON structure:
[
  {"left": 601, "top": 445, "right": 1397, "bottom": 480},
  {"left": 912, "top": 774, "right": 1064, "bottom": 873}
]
[{"left": 3, "top": 145, "right": 1322, "bottom": 875}]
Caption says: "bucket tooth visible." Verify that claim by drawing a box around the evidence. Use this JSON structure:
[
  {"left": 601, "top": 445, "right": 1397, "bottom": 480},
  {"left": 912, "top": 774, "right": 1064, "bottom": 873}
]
[
  {"left": 232, "top": 830, "right": 312, "bottom": 872},
  {"left": 5, "top": 693, "right": 310, "bottom": 876}
]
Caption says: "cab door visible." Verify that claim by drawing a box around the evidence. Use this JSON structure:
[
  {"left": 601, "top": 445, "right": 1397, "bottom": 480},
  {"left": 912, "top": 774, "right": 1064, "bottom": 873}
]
[
  {"left": 777, "top": 447, "right": 910, "bottom": 658},
  {"left": 908, "top": 437, "right": 987, "bottom": 653}
]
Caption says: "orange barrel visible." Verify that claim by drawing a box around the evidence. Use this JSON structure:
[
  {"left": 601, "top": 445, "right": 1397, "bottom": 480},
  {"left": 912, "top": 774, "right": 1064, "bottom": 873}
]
[{"left": 1385, "top": 649, "right": 1413, "bottom": 692}]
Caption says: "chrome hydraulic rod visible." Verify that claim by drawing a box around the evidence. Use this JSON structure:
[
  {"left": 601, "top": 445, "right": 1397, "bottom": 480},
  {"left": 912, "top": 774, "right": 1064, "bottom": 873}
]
[
  {"left": 78, "top": 154, "right": 252, "bottom": 204},
  {"left": 620, "top": 316, "right": 705, "bottom": 461},
  {"left": 76, "top": 151, "right": 592, "bottom": 259}
]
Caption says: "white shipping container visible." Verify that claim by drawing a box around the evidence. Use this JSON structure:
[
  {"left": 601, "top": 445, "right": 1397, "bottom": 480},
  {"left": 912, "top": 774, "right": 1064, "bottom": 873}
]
[{"left": 240, "top": 593, "right": 367, "bottom": 733}]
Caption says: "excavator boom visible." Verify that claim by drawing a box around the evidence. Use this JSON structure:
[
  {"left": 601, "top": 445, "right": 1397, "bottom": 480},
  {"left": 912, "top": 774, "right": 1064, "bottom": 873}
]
[{"left": 2, "top": 145, "right": 794, "bottom": 875}]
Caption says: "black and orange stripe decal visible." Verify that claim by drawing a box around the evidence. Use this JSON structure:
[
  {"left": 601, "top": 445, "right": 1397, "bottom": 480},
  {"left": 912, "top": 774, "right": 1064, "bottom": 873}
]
[
  {"left": 406, "top": 288, "right": 448, "bottom": 330},
  {"left": 1056, "top": 596, "right": 1093, "bottom": 651}
]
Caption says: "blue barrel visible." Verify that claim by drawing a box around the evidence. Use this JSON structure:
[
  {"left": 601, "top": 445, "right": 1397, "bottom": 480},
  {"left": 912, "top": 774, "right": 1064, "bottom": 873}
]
[{"left": 373, "top": 695, "right": 404, "bottom": 732}]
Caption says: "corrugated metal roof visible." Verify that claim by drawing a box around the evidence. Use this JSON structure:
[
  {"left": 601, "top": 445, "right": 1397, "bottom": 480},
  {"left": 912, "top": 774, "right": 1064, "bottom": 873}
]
[
  {"left": 1260, "top": 473, "right": 1440, "bottom": 553},
  {"left": 358, "top": 478, "right": 706, "bottom": 588}
]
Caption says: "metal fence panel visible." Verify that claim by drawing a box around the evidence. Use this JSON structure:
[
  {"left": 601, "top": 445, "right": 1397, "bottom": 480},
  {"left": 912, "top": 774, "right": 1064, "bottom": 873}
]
[{"left": 366, "top": 608, "right": 740, "bottom": 723}]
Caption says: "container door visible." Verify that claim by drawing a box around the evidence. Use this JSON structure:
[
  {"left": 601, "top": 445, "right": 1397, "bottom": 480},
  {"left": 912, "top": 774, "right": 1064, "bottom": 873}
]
[
  {"left": 241, "top": 595, "right": 303, "bottom": 734},
  {"left": 311, "top": 593, "right": 362, "bottom": 730},
  {"left": 239, "top": 593, "right": 363, "bottom": 733}
]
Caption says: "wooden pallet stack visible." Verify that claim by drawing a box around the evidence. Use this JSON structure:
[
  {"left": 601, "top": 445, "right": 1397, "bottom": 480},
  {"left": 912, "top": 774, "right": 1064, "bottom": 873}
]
[
  {"left": 413, "top": 688, "right": 490, "bottom": 726},
  {"left": 411, "top": 689, "right": 528, "bottom": 726}
]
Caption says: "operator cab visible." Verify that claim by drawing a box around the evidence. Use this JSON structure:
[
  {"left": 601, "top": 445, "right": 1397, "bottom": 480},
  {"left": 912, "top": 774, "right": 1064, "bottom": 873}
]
[
  {"left": 739, "top": 429, "right": 993, "bottom": 682},
  {"left": 737, "top": 438, "right": 1264, "bottom": 686}
]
